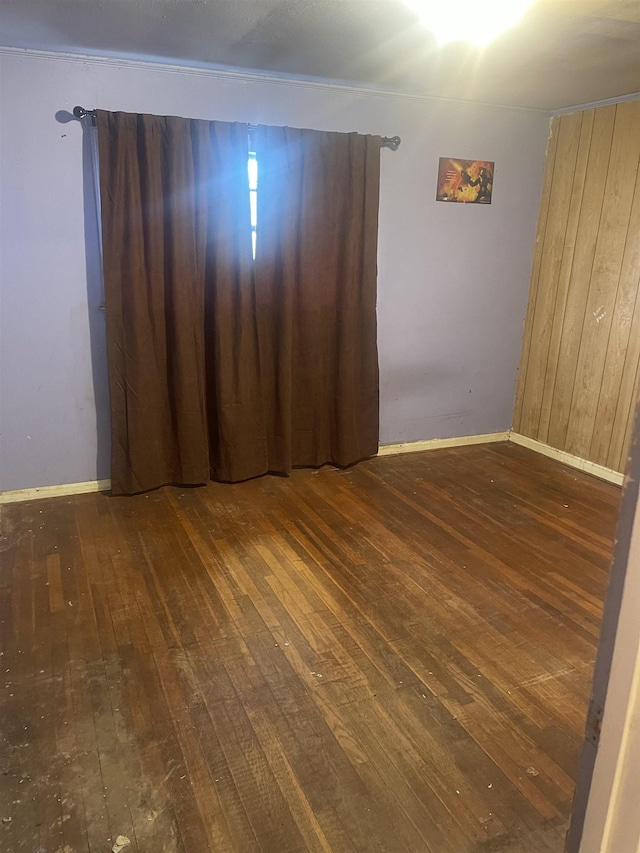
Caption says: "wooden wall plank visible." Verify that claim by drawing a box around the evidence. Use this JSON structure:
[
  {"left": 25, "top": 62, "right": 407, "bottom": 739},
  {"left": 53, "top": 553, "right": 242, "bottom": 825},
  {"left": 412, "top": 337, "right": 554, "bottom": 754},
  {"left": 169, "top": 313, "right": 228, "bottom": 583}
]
[
  {"left": 517, "top": 113, "right": 583, "bottom": 438},
  {"left": 513, "top": 120, "right": 559, "bottom": 432},
  {"left": 617, "top": 361, "right": 640, "bottom": 474},
  {"left": 537, "top": 110, "right": 594, "bottom": 443},
  {"left": 599, "top": 140, "right": 640, "bottom": 470},
  {"left": 566, "top": 103, "right": 640, "bottom": 459},
  {"left": 547, "top": 107, "right": 616, "bottom": 451},
  {"left": 514, "top": 99, "right": 640, "bottom": 474}
]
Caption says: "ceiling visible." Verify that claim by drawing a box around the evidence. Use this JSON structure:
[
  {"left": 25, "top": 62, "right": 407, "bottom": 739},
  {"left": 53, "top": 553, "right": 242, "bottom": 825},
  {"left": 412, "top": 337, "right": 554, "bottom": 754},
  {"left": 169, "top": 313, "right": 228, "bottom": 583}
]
[{"left": 1, "top": 0, "right": 639, "bottom": 110}]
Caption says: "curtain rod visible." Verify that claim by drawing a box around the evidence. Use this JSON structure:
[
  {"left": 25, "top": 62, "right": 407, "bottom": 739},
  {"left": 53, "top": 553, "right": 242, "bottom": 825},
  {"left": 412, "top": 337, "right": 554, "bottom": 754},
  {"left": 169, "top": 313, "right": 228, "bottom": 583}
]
[{"left": 72, "top": 106, "right": 401, "bottom": 149}]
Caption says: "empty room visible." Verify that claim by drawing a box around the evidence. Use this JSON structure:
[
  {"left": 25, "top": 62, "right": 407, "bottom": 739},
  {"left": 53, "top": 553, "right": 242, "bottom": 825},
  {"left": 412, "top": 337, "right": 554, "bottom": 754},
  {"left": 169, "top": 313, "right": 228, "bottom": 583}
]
[{"left": 1, "top": 1, "right": 639, "bottom": 852}]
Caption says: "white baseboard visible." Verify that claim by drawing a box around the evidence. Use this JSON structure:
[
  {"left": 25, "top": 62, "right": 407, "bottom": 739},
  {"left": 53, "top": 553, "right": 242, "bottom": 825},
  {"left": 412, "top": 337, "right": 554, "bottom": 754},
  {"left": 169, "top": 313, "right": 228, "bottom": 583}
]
[
  {"left": 0, "top": 479, "right": 111, "bottom": 505},
  {"left": 377, "top": 431, "right": 510, "bottom": 457},
  {"left": 379, "top": 431, "right": 624, "bottom": 486},
  {"left": 0, "top": 430, "right": 622, "bottom": 503},
  {"left": 508, "top": 432, "right": 624, "bottom": 485}
]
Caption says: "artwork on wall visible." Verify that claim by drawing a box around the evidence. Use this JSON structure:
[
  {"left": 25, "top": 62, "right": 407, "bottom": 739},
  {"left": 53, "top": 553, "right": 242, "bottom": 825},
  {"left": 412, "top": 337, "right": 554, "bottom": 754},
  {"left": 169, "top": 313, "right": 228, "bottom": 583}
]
[{"left": 436, "top": 158, "right": 494, "bottom": 204}]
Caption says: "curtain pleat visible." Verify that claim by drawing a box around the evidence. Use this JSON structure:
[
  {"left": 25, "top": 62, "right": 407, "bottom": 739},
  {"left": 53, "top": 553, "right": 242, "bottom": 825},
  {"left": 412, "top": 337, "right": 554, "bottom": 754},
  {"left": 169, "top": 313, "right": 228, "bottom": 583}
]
[
  {"left": 197, "top": 122, "right": 269, "bottom": 482},
  {"left": 254, "top": 126, "right": 381, "bottom": 471},
  {"left": 97, "top": 111, "right": 257, "bottom": 494},
  {"left": 97, "top": 111, "right": 381, "bottom": 494}
]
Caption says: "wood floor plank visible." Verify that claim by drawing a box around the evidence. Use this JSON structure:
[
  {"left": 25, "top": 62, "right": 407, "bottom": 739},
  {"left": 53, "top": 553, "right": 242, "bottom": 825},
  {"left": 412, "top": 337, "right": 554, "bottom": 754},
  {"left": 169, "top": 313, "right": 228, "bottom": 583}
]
[{"left": 0, "top": 443, "right": 621, "bottom": 852}]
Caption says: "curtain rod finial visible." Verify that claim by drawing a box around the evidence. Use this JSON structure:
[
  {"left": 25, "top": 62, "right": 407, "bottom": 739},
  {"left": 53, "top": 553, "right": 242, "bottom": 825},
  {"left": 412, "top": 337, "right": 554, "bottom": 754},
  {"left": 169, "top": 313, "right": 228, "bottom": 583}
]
[
  {"left": 73, "top": 106, "right": 97, "bottom": 124},
  {"left": 381, "top": 135, "right": 401, "bottom": 151}
]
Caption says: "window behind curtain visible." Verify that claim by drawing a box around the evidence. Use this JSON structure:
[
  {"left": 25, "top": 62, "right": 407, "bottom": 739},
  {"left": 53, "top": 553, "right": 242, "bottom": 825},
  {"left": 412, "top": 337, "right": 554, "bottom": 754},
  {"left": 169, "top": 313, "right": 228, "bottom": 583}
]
[{"left": 248, "top": 150, "right": 258, "bottom": 258}]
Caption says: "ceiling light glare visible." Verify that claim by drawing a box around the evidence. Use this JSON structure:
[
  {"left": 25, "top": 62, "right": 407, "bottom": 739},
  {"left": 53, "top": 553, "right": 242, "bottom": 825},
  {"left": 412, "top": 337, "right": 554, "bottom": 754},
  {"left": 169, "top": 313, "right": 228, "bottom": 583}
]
[{"left": 401, "top": 0, "right": 536, "bottom": 47}]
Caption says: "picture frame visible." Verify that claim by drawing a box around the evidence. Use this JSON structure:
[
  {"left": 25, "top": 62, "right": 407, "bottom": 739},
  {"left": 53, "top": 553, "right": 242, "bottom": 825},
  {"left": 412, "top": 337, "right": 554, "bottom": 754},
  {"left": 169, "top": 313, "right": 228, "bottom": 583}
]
[{"left": 436, "top": 158, "right": 494, "bottom": 204}]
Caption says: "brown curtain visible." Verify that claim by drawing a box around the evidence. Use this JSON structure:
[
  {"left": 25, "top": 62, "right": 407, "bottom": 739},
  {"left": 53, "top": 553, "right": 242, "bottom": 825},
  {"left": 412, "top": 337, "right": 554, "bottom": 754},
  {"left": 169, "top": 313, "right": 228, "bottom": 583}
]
[
  {"left": 98, "top": 112, "right": 381, "bottom": 494},
  {"left": 97, "top": 111, "right": 264, "bottom": 494},
  {"left": 198, "top": 124, "right": 269, "bottom": 483},
  {"left": 254, "top": 126, "right": 381, "bottom": 470}
]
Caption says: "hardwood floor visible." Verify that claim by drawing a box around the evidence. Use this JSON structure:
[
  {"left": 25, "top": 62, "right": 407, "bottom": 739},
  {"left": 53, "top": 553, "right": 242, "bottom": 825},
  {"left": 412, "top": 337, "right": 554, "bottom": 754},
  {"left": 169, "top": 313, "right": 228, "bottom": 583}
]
[{"left": 0, "top": 443, "right": 621, "bottom": 853}]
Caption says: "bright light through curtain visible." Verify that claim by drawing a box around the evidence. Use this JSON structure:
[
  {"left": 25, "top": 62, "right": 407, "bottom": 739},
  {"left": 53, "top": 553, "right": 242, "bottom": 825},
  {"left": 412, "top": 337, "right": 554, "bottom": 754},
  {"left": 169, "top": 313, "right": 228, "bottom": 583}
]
[
  {"left": 96, "top": 111, "right": 381, "bottom": 495},
  {"left": 97, "top": 111, "right": 264, "bottom": 494}
]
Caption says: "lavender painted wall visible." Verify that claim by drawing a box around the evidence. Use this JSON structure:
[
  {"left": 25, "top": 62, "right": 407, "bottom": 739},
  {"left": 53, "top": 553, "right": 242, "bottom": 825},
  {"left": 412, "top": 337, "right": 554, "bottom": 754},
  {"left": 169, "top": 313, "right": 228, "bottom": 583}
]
[{"left": 0, "top": 49, "right": 550, "bottom": 491}]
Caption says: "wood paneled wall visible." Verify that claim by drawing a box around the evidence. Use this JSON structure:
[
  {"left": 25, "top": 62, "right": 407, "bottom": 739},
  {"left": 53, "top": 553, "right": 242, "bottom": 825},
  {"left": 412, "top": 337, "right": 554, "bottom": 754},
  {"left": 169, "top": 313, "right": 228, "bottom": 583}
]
[{"left": 514, "top": 100, "right": 640, "bottom": 474}]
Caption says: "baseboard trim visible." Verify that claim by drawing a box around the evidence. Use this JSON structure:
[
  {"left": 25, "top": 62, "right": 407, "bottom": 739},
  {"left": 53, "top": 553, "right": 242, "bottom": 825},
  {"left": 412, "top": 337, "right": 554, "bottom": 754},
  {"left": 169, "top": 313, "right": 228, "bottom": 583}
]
[
  {"left": 508, "top": 432, "right": 624, "bottom": 485},
  {"left": 377, "top": 432, "right": 510, "bottom": 457},
  {"left": 0, "top": 431, "right": 622, "bottom": 503},
  {"left": 0, "top": 479, "right": 111, "bottom": 505}
]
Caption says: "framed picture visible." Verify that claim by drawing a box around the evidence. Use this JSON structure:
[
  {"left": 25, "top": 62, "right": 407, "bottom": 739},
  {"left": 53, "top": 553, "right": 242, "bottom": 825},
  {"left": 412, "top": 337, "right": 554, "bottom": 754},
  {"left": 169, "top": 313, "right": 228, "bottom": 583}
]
[{"left": 436, "top": 158, "right": 494, "bottom": 204}]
